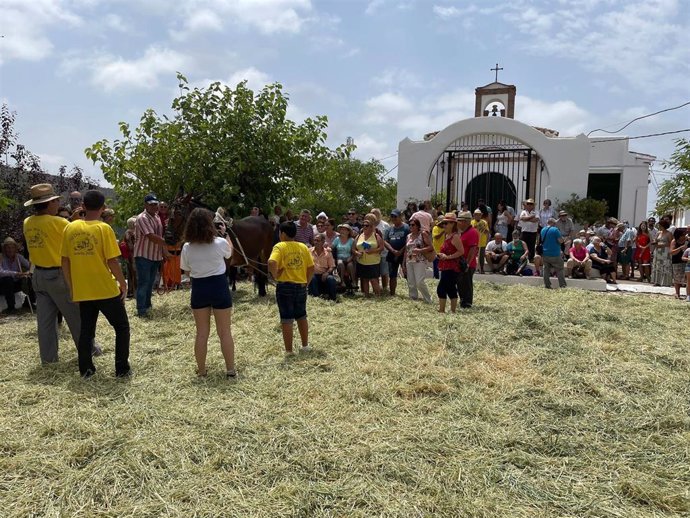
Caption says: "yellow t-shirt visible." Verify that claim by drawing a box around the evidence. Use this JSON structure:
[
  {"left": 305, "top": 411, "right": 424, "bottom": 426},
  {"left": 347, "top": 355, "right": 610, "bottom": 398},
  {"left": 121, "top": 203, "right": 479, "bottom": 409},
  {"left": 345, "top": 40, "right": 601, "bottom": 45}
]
[
  {"left": 432, "top": 223, "right": 445, "bottom": 253},
  {"left": 356, "top": 232, "right": 380, "bottom": 265},
  {"left": 472, "top": 219, "right": 489, "bottom": 247},
  {"left": 23, "top": 215, "right": 69, "bottom": 267},
  {"left": 269, "top": 240, "right": 314, "bottom": 284},
  {"left": 61, "top": 220, "right": 121, "bottom": 302}
]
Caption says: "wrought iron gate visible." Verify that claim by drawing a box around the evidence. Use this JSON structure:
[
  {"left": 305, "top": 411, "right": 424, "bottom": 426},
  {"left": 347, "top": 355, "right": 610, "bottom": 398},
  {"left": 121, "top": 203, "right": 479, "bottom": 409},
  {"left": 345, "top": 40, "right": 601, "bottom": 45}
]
[{"left": 428, "top": 134, "right": 546, "bottom": 212}]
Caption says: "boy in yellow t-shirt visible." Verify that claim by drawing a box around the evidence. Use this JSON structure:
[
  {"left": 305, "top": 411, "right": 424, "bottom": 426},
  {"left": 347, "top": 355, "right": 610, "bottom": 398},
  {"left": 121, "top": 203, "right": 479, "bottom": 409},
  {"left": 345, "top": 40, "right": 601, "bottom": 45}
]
[
  {"left": 62, "top": 190, "right": 130, "bottom": 379},
  {"left": 471, "top": 210, "right": 490, "bottom": 274},
  {"left": 268, "top": 221, "right": 315, "bottom": 355}
]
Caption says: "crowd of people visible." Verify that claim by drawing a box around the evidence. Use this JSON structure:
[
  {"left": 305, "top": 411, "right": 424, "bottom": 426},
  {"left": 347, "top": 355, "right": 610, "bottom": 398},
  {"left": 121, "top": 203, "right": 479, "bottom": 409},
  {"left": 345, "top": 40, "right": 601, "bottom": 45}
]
[{"left": 3, "top": 183, "right": 690, "bottom": 380}]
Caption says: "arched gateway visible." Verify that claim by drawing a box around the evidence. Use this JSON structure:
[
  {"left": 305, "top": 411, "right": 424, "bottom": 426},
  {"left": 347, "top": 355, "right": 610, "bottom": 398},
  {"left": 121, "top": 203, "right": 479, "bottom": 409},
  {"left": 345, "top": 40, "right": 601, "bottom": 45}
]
[
  {"left": 427, "top": 133, "right": 549, "bottom": 212},
  {"left": 397, "top": 78, "right": 652, "bottom": 224}
]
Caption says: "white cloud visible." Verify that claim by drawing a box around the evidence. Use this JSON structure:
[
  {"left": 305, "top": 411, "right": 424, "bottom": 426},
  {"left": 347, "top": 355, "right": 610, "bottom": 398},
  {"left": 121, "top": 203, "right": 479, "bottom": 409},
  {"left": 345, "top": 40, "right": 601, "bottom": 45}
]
[
  {"left": 365, "top": 0, "right": 387, "bottom": 15},
  {"left": 372, "top": 68, "right": 423, "bottom": 89},
  {"left": 432, "top": 5, "right": 477, "bottom": 19},
  {"left": 174, "top": 0, "right": 313, "bottom": 36},
  {"left": 0, "top": 0, "right": 81, "bottom": 64},
  {"left": 351, "top": 133, "right": 390, "bottom": 160},
  {"left": 103, "top": 13, "right": 129, "bottom": 33},
  {"left": 363, "top": 88, "right": 591, "bottom": 139},
  {"left": 81, "top": 47, "right": 189, "bottom": 92},
  {"left": 227, "top": 67, "right": 272, "bottom": 91}
]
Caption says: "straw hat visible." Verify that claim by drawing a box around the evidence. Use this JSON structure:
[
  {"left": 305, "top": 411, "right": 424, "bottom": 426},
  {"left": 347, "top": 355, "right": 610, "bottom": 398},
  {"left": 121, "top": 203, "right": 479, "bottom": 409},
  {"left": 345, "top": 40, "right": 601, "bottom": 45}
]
[
  {"left": 24, "top": 184, "right": 61, "bottom": 207},
  {"left": 457, "top": 211, "right": 473, "bottom": 221},
  {"left": 558, "top": 210, "right": 568, "bottom": 216},
  {"left": 337, "top": 223, "right": 352, "bottom": 232},
  {"left": 525, "top": 198, "right": 535, "bottom": 205},
  {"left": 442, "top": 212, "right": 458, "bottom": 223}
]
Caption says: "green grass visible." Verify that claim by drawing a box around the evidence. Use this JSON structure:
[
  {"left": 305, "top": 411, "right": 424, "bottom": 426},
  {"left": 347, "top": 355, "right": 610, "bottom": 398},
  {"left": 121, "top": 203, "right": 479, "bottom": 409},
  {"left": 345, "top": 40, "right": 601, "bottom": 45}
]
[{"left": 1, "top": 280, "right": 689, "bottom": 517}]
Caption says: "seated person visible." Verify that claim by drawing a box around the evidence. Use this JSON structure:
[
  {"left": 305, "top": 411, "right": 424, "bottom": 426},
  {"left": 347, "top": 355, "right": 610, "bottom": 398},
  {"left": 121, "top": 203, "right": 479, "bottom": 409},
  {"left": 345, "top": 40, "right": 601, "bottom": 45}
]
[
  {"left": 505, "top": 230, "right": 529, "bottom": 275},
  {"left": 333, "top": 224, "right": 356, "bottom": 291},
  {"left": 566, "top": 239, "right": 592, "bottom": 278},
  {"left": 485, "top": 233, "right": 509, "bottom": 273},
  {"left": 309, "top": 233, "right": 337, "bottom": 300},
  {"left": 587, "top": 236, "right": 616, "bottom": 283},
  {"left": 0, "top": 237, "right": 35, "bottom": 313}
]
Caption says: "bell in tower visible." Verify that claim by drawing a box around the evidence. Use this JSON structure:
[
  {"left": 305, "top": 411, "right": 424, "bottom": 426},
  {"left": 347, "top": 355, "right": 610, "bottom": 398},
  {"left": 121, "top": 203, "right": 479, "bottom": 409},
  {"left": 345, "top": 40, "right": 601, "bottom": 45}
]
[{"left": 475, "top": 63, "right": 516, "bottom": 119}]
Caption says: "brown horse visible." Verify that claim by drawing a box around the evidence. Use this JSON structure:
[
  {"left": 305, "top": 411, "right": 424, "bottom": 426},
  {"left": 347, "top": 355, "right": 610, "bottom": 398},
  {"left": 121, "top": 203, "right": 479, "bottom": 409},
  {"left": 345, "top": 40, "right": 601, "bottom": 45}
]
[{"left": 165, "top": 194, "right": 274, "bottom": 297}]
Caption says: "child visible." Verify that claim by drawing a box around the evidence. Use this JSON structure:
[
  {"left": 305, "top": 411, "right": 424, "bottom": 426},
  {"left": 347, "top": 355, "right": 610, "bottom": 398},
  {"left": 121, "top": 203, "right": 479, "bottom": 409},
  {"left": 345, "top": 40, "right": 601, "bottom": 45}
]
[
  {"left": 268, "top": 221, "right": 314, "bottom": 355},
  {"left": 62, "top": 190, "right": 130, "bottom": 378}
]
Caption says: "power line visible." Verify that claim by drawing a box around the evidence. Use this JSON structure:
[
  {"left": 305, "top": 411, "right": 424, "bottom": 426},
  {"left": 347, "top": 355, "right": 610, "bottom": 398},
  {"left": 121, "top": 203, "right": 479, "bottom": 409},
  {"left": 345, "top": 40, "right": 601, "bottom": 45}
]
[
  {"left": 373, "top": 152, "right": 398, "bottom": 162},
  {"left": 590, "top": 129, "right": 690, "bottom": 143},
  {"left": 586, "top": 101, "right": 690, "bottom": 136}
]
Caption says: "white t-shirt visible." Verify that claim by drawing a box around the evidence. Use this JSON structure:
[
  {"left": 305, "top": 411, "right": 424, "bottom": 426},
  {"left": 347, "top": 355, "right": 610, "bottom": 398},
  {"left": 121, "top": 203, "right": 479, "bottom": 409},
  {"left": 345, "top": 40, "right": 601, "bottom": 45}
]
[
  {"left": 486, "top": 240, "right": 508, "bottom": 253},
  {"left": 181, "top": 237, "right": 233, "bottom": 279},
  {"left": 411, "top": 210, "right": 433, "bottom": 232},
  {"left": 519, "top": 210, "right": 539, "bottom": 233},
  {"left": 377, "top": 220, "right": 390, "bottom": 258}
]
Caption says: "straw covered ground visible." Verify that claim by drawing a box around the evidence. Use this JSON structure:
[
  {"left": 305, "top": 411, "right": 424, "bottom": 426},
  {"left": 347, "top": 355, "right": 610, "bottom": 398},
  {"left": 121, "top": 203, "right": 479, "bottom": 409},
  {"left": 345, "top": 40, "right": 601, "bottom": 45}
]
[{"left": 1, "top": 280, "right": 689, "bottom": 517}]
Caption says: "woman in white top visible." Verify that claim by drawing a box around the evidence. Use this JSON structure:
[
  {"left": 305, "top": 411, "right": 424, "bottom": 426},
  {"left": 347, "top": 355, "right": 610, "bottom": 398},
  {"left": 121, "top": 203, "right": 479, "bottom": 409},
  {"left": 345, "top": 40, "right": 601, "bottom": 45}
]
[{"left": 180, "top": 208, "right": 236, "bottom": 378}]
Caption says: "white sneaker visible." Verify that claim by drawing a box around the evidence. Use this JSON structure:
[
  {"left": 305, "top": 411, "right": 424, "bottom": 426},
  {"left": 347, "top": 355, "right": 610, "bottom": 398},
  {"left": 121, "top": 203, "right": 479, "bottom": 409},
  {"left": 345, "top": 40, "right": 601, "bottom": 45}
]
[{"left": 300, "top": 345, "right": 312, "bottom": 353}]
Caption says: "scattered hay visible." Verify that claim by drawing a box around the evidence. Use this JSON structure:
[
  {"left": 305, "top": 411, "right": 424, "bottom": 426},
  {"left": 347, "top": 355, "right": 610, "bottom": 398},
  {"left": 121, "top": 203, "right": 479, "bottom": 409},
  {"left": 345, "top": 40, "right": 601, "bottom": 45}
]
[{"left": 0, "top": 279, "right": 688, "bottom": 516}]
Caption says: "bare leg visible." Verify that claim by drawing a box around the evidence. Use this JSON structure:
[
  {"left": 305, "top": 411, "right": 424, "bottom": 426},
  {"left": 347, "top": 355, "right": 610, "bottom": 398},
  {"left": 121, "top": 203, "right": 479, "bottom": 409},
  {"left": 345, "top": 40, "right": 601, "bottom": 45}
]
[
  {"left": 296, "top": 318, "right": 308, "bottom": 347},
  {"left": 213, "top": 308, "right": 235, "bottom": 371},
  {"left": 370, "top": 278, "right": 381, "bottom": 296},
  {"left": 361, "top": 278, "right": 370, "bottom": 297},
  {"left": 438, "top": 298, "right": 446, "bottom": 313},
  {"left": 192, "top": 308, "right": 212, "bottom": 375},
  {"left": 450, "top": 298, "right": 458, "bottom": 313},
  {"left": 281, "top": 322, "right": 294, "bottom": 353},
  {"left": 389, "top": 278, "right": 397, "bottom": 295}
]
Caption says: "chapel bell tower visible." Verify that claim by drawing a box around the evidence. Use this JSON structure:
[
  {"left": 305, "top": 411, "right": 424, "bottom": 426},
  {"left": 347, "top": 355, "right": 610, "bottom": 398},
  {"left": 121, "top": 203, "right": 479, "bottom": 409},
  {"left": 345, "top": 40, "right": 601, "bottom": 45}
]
[{"left": 474, "top": 63, "right": 516, "bottom": 119}]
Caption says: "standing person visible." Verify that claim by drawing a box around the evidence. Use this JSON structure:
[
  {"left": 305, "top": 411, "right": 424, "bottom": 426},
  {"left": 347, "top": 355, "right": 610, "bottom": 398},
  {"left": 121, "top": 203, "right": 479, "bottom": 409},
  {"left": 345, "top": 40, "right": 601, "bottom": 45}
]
[
  {"left": 436, "top": 213, "right": 464, "bottom": 313},
  {"left": 634, "top": 221, "right": 651, "bottom": 282},
  {"left": 23, "top": 183, "right": 99, "bottom": 363},
  {"left": 471, "top": 209, "right": 490, "bottom": 274},
  {"left": 345, "top": 208, "right": 362, "bottom": 233},
  {"left": 617, "top": 223, "right": 636, "bottom": 280},
  {"left": 324, "top": 218, "right": 339, "bottom": 249},
  {"left": 540, "top": 218, "right": 566, "bottom": 289},
  {"left": 383, "top": 209, "right": 409, "bottom": 296},
  {"left": 403, "top": 202, "right": 417, "bottom": 223},
  {"left": 555, "top": 210, "right": 575, "bottom": 251},
  {"left": 354, "top": 214, "right": 384, "bottom": 297},
  {"left": 519, "top": 199, "right": 539, "bottom": 260},
  {"left": 101, "top": 208, "right": 115, "bottom": 226},
  {"left": 295, "top": 209, "right": 314, "bottom": 246},
  {"left": 133, "top": 193, "right": 169, "bottom": 317},
  {"left": 402, "top": 218, "right": 432, "bottom": 304},
  {"left": 268, "top": 221, "right": 315, "bottom": 356},
  {"left": 456, "top": 211, "right": 478, "bottom": 308},
  {"left": 411, "top": 201, "right": 434, "bottom": 232},
  {"left": 494, "top": 201, "right": 513, "bottom": 239},
  {"left": 651, "top": 220, "right": 673, "bottom": 287},
  {"left": 430, "top": 214, "right": 444, "bottom": 279},
  {"left": 61, "top": 190, "right": 130, "bottom": 379},
  {"left": 67, "top": 191, "right": 83, "bottom": 212},
  {"left": 670, "top": 229, "right": 688, "bottom": 299},
  {"left": 180, "top": 208, "right": 236, "bottom": 378},
  {"left": 371, "top": 208, "right": 390, "bottom": 292},
  {"left": 683, "top": 244, "right": 690, "bottom": 302},
  {"left": 123, "top": 217, "right": 137, "bottom": 298},
  {"left": 538, "top": 199, "right": 557, "bottom": 230},
  {"left": 0, "top": 237, "right": 34, "bottom": 313}
]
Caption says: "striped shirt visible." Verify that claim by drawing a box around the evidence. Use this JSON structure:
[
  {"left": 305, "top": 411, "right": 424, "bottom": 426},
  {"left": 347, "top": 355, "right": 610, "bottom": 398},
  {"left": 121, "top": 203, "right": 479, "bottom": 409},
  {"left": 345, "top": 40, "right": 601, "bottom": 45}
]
[
  {"left": 295, "top": 222, "right": 314, "bottom": 245},
  {"left": 134, "top": 210, "right": 164, "bottom": 261}
]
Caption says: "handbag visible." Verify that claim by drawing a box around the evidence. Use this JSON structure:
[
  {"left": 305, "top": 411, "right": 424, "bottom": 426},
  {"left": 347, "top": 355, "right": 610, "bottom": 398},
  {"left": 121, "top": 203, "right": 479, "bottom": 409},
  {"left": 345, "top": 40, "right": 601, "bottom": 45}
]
[{"left": 421, "top": 232, "right": 436, "bottom": 262}]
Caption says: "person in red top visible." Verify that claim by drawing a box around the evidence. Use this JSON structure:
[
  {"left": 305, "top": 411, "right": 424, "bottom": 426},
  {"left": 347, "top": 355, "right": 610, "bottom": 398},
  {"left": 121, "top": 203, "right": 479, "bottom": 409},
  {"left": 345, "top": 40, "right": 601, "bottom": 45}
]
[
  {"left": 456, "top": 211, "right": 479, "bottom": 308},
  {"left": 436, "top": 212, "right": 464, "bottom": 313}
]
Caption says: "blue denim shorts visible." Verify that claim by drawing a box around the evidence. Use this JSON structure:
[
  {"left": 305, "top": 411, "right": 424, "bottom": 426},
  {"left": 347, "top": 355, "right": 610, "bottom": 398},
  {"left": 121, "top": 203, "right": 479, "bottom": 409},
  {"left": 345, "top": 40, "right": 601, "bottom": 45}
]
[
  {"left": 190, "top": 274, "right": 232, "bottom": 310},
  {"left": 275, "top": 282, "right": 307, "bottom": 323}
]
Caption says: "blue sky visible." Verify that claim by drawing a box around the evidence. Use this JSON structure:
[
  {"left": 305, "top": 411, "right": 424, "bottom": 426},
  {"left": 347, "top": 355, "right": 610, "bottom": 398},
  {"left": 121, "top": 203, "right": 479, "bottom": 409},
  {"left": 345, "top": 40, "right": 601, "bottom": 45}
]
[{"left": 1, "top": 0, "right": 689, "bottom": 202}]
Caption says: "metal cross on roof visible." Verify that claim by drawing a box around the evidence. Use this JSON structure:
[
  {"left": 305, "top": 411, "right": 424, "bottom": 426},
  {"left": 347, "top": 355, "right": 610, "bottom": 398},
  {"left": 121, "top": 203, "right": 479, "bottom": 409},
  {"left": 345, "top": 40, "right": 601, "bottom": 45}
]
[{"left": 491, "top": 63, "right": 503, "bottom": 82}]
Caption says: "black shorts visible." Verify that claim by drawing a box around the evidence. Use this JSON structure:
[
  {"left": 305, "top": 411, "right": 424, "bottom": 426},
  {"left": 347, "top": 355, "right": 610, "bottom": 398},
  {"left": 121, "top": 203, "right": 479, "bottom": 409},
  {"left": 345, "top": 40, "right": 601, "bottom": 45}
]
[
  {"left": 356, "top": 262, "right": 381, "bottom": 279},
  {"left": 190, "top": 274, "right": 233, "bottom": 310},
  {"left": 276, "top": 282, "right": 307, "bottom": 323},
  {"left": 386, "top": 254, "right": 404, "bottom": 278}
]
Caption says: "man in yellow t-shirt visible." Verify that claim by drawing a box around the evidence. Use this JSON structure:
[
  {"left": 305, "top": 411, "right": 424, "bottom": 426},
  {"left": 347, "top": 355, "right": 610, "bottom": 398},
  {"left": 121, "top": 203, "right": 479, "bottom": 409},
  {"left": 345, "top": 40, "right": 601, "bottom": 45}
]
[
  {"left": 268, "top": 221, "right": 314, "bottom": 355},
  {"left": 62, "top": 190, "right": 130, "bottom": 379},
  {"left": 23, "top": 183, "right": 100, "bottom": 364}
]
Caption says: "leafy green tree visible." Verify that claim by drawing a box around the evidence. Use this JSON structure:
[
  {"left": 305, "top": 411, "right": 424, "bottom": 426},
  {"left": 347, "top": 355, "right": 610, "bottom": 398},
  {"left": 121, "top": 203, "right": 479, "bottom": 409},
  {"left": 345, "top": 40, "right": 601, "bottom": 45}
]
[
  {"left": 654, "top": 138, "right": 690, "bottom": 216},
  {"left": 290, "top": 157, "right": 397, "bottom": 217},
  {"left": 85, "top": 74, "right": 339, "bottom": 220},
  {"left": 557, "top": 194, "right": 608, "bottom": 226}
]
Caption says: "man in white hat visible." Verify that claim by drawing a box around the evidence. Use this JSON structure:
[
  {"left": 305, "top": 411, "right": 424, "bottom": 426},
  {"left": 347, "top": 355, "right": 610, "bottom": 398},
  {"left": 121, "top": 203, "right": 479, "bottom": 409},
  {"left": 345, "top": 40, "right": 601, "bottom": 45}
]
[{"left": 22, "top": 183, "right": 100, "bottom": 363}]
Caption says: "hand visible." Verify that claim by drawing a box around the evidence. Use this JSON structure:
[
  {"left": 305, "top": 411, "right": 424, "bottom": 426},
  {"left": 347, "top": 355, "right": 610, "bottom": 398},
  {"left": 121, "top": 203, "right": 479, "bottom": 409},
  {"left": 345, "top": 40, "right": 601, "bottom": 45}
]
[
  {"left": 438, "top": 253, "right": 447, "bottom": 260},
  {"left": 119, "top": 283, "right": 127, "bottom": 302},
  {"left": 162, "top": 249, "right": 171, "bottom": 260},
  {"left": 321, "top": 272, "right": 329, "bottom": 282}
]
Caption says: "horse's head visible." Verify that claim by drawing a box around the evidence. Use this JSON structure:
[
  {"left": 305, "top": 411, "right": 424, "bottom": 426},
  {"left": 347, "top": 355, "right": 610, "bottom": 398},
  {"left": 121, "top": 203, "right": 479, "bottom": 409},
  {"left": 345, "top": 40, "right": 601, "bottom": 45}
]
[{"left": 164, "top": 193, "right": 212, "bottom": 246}]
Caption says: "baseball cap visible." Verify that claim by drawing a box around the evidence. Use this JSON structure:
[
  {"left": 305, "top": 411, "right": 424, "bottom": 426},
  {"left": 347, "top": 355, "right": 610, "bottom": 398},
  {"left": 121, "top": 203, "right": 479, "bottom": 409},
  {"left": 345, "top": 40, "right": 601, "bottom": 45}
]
[
  {"left": 144, "top": 193, "right": 159, "bottom": 204},
  {"left": 390, "top": 209, "right": 402, "bottom": 217}
]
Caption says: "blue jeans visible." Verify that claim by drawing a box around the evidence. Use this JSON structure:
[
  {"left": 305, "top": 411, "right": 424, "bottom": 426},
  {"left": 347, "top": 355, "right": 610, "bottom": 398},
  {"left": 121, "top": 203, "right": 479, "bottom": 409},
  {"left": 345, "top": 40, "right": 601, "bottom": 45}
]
[
  {"left": 135, "top": 257, "right": 160, "bottom": 315},
  {"left": 308, "top": 274, "right": 337, "bottom": 300}
]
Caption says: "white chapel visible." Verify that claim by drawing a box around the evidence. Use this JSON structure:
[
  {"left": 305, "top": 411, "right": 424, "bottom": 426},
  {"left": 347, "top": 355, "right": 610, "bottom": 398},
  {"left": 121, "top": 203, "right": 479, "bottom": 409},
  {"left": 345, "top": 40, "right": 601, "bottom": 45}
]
[{"left": 396, "top": 78, "right": 655, "bottom": 223}]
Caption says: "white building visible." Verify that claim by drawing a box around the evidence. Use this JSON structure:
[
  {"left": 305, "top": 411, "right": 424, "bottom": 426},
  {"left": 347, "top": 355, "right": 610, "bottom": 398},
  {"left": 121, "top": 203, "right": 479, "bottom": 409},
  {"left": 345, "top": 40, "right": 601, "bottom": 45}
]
[{"left": 397, "top": 81, "right": 654, "bottom": 224}]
